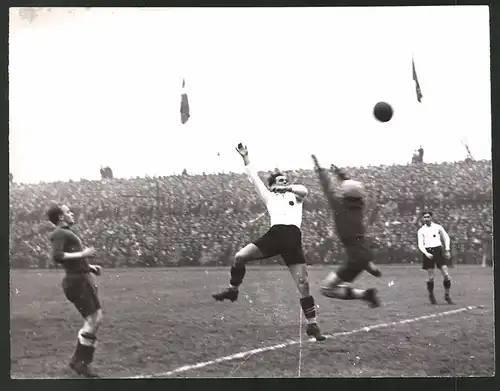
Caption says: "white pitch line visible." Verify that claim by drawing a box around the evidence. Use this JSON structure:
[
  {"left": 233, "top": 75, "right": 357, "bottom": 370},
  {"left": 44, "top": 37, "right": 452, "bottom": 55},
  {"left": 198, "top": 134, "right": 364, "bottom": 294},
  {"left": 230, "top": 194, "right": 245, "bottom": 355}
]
[{"left": 129, "top": 305, "right": 483, "bottom": 379}]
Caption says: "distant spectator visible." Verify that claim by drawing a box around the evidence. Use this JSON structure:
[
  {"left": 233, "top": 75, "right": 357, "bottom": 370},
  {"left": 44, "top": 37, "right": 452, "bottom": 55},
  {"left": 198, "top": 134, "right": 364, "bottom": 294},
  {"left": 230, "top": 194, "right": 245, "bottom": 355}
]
[{"left": 418, "top": 146, "right": 424, "bottom": 163}]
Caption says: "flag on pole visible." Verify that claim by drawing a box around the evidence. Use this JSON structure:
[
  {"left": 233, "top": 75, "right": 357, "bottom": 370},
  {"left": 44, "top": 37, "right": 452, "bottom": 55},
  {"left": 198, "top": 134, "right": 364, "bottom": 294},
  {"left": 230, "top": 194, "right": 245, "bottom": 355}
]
[
  {"left": 412, "top": 56, "right": 423, "bottom": 103},
  {"left": 180, "top": 79, "right": 190, "bottom": 124}
]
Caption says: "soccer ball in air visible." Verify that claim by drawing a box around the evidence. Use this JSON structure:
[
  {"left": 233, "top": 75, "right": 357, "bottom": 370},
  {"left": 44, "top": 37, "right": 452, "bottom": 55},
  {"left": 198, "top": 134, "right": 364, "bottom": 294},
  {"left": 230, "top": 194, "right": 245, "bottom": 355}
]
[{"left": 373, "top": 102, "right": 393, "bottom": 123}]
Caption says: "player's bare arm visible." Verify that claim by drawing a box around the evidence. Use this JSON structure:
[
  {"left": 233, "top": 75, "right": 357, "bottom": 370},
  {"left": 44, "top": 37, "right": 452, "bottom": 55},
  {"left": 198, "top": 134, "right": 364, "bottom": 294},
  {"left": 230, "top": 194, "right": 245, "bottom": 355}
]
[{"left": 237, "top": 143, "right": 271, "bottom": 205}]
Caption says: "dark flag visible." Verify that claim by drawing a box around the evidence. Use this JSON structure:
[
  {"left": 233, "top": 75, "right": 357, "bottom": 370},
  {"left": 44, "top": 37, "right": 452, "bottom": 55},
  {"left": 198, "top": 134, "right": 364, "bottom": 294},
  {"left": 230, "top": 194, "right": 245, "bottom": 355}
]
[
  {"left": 100, "top": 166, "right": 113, "bottom": 180},
  {"left": 412, "top": 56, "right": 423, "bottom": 103},
  {"left": 180, "top": 79, "right": 190, "bottom": 124}
]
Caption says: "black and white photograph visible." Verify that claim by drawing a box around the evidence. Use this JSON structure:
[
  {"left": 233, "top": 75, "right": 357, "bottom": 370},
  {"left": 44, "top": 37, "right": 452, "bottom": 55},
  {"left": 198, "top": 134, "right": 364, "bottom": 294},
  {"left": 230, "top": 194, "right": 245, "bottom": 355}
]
[{"left": 9, "top": 6, "right": 494, "bottom": 378}]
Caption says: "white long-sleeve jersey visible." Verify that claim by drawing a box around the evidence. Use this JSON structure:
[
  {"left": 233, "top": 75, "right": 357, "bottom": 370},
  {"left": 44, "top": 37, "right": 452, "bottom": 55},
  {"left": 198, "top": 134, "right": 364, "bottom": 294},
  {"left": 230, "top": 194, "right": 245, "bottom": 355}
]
[
  {"left": 417, "top": 223, "right": 451, "bottom": 254},
  {"left": 245, "top": 164, "right": 307, "bottom": 229}
]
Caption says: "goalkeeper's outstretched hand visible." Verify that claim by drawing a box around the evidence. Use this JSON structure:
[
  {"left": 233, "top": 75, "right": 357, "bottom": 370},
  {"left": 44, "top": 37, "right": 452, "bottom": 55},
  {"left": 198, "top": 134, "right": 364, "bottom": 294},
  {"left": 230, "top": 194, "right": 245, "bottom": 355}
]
[
  {"left": 311, "top": 154, "right": 322, "bottom": 172},
  {"left": 236, "top": 143, "right": 248, "bottom": 158}
]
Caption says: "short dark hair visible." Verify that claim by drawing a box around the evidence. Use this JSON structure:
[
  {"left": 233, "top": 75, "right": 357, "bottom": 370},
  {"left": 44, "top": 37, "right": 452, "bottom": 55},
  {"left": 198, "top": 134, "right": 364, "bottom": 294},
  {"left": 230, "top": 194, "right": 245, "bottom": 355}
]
[
  {"left": 421, "top": 211, "right": 433, "bottom": 217},
  {"left": 47, "top": 204, "right": 63, "bottom": 225},
  {"left": 267, "top": 172, "right": 285, "bottom": 187}
]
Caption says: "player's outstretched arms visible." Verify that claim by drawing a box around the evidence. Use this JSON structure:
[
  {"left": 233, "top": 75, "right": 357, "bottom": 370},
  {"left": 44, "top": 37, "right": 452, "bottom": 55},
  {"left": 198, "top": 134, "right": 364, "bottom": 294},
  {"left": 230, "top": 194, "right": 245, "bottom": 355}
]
[
  {"left": 289, "top": 184, "right": 308, "bottom": 201},
  {"left": 312, "top": 155, "right": 333, "bottom": 193},
  {"left": 312, "top": 155, "right": 341, "bottom": 210},
  {"left": 237, "top": 143, "right": 271, "bottom": 204},
  {"left": 273, "top": 184, "right": 308, "bottom": 201}
]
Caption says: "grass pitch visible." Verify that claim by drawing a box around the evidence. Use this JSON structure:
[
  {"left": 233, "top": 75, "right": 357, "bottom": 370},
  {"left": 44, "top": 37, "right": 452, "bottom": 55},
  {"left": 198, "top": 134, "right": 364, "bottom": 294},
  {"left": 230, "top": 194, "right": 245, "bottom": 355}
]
[{"left": 10, "top": 265, "right": 495, "bottom": 378}]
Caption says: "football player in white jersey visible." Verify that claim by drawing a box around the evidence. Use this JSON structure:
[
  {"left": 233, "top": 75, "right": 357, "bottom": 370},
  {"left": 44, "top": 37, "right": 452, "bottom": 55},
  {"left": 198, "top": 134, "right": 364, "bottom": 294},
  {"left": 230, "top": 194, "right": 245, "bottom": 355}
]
[
  {"left": 417, "top": 211, "right": 454, "bottom": 304},
  {"left": 212, "top": 143, "right": 325, "bottom": 341}
]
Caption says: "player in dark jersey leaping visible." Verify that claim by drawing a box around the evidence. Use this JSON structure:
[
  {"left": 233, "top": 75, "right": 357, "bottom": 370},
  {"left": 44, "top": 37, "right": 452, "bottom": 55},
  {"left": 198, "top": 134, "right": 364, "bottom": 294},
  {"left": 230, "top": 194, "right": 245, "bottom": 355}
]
[
  {"left": 312, "top": 155, "right": 381, "bottom": 307},
  {"left": 48, "top": 204, "right": 103, "bottom": 378}
]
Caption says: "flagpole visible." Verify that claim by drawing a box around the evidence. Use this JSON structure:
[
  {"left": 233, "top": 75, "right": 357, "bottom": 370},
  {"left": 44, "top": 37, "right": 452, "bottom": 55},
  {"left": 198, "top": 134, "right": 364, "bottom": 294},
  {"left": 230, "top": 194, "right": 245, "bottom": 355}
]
[
  {"left": 412, "top": 53, "right": 424, "bottom": 162},
  {"left": 407, "top": 12, "right": 420, "bottom": 160},
  {"left": 413, "top": 53, "right": 419, "bottom": 161}
]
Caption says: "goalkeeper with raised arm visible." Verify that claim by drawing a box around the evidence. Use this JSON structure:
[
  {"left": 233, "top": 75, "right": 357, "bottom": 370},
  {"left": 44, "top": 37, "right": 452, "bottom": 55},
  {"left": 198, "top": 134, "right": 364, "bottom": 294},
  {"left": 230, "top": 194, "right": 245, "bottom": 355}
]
[{"left": 312, "top": 154, "right": 381, "bottom": 308}]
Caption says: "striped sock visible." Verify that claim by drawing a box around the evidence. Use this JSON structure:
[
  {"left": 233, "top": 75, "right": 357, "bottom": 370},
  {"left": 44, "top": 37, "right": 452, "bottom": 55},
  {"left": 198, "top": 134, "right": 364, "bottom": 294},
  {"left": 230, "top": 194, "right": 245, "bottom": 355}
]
[{"left": 300, "top": 296, "right": 317, "bottom": 323}]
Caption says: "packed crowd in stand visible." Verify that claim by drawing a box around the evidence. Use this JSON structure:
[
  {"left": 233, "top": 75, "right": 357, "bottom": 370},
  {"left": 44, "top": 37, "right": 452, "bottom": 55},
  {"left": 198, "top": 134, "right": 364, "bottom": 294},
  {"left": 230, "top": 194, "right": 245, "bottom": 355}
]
[{"left": 10, "top": 159, "right": 493, "bottom": 269}]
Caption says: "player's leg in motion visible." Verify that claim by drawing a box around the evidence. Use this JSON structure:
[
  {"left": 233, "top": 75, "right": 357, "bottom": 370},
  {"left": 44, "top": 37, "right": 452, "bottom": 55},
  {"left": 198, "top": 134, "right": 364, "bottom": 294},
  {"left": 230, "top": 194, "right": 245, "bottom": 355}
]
[
  {"left": 426, "top": 268, "right": 437, "bottom": 304},
  {"left": 320, "top": 271, "right": 380, "bottom": 308},
  {"left": 438, "top": 264, "right": 454, "bottom": 304},
  {"left": 364, "top": 240, "right": 382, "bottom": 277},
  {"left": 288, "top": 262, "right": 326, "bottom": 341},
  {"left": 421, "top": 250, "right": 438, "bottom": 304},
  {"left": 71, "top": 309, "right": 103, "bottom": 377},
  {"left": 212, "top": 243, "right": 266, "bottom": 302},
  {"left": 64, "top": 277, "right": 103, "bottom": 377},
  {"left": 481, "top": 252, "right": 488, "bottom": 268},
  {"left": 320, "top": 246, "right": 380, "bottom": 308}
]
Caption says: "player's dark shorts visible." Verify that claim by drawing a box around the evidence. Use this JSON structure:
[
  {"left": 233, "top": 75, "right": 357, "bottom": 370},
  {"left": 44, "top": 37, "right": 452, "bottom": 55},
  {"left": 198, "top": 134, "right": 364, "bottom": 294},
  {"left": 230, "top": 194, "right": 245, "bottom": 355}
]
[
  {"left": 422, "top": 246, "right": 447, "bottom": 270},
  {"left": 336, "top": 238, "right": 373, "bottom": 283},
  {"left": 253, "top": 224, "right": 306, "bottom": 266},
  {"left": 62, "top": 273, "right": 101, "bottom": 318}
]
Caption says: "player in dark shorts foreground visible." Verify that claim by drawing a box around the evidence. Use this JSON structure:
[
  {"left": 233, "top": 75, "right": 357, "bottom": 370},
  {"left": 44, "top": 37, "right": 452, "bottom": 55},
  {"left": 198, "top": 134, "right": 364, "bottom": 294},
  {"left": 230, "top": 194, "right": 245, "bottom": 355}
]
[
  {"left": 312, "top": 155, "right": 381, "bottom": 307},
  {"left": 213, "top": 144, "right": 325, "bottom": 341},
  {"left": 48, "top": 204, "right": 103, "bottom": 377}
]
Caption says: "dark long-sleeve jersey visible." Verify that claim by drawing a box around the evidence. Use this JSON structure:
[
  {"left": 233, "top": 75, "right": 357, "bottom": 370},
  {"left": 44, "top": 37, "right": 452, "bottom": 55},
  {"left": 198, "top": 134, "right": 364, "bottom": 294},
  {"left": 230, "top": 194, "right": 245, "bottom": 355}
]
[
  {"left": 49, "top": 227, "right": 91, "bottom": 275},
  {"left": 317, "top": 168, "right": 366, "bottom": 246}
]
